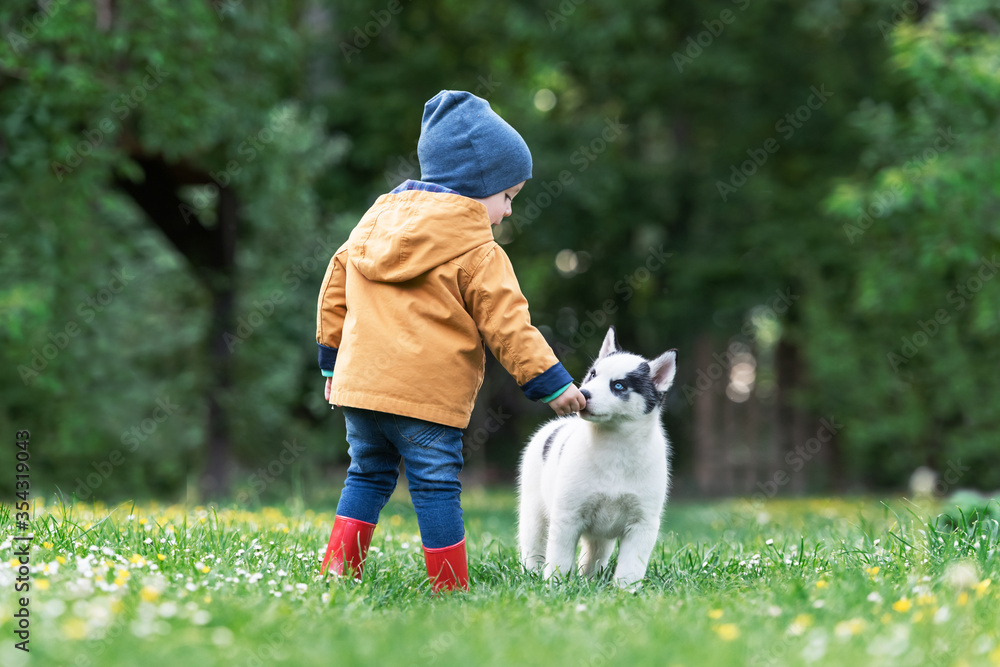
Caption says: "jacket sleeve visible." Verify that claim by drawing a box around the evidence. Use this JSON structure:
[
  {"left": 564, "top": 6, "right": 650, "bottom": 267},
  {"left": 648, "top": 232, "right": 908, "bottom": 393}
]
[
  {"left": 316, "top": 243, "right": 350, "bottom": 375},
  {"left": 463, "top": 245, "right": 574, "bottom": 400}
]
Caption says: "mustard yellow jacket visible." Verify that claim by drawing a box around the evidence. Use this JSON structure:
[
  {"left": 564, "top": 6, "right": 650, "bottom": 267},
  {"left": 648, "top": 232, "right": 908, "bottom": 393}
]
[{"left": 316, "top": 189, "right": 572, "bottom": 429}]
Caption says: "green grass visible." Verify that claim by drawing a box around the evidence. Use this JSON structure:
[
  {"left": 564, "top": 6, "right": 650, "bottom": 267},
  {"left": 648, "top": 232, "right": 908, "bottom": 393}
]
[{"left": 1, "top": 492, "right": 998, "bottom": 666}]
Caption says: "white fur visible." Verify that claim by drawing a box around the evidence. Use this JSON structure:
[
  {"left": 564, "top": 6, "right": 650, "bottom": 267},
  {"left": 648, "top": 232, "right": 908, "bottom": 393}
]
[{"left": 517, "top": 327, "right": 677, "bottom": 588}]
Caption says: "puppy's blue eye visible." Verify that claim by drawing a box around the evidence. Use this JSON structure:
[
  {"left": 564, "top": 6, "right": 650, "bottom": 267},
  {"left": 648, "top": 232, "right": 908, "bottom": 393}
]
[{"left": 613, "top": 381, "right": 625, "bottom": 392}]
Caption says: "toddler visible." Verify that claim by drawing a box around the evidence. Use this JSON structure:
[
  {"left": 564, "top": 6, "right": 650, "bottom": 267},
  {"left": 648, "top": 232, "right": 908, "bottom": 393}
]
[{"left": 316, "top": 90, "right": 586, "bottom": 591}]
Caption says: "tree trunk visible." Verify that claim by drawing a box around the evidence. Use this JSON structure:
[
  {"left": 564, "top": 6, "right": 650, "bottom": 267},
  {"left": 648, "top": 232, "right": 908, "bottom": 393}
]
[
  {"left": 114, "top": 156, "right": 240, "bottom": 499},
  {"left": 201, "top": 186, "right": 239, "bottom": 497},
  {"left": 693, "top": 334, "right": 717, "bottom": 495}
]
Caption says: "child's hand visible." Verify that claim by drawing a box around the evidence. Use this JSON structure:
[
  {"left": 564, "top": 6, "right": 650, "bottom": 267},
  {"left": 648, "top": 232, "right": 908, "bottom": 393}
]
[
  {"left": 548, "top": 385, "right": 587, "bottom": 417},
  {"left": 325, "top": 376, "right": 332, "bottom": 402}
]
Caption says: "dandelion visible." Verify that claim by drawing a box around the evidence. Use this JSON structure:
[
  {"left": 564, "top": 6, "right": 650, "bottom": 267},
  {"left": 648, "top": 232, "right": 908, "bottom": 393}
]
[
  {"left": 157, "top": 554, "right": 166, "bottom": 561},
  {"left": 975, "top": 579, "right": 992, "bottom": 597},
  {"left": 708, "top": 609, "right": 724, "bottom": 619},
  {"left": 892, "top": 598, "right": 912, "bottom": 613},
  {"left": 834, "top": 618, "right": 865, "bottom": 639},
  {"left": 788, "top": 614, "right": 813, "bottom": 636},
  {"left": 130, "top": 554, "right": 147, "bottom": 567},
  {"left": 43, "top": 541, "right": 53, "bottom": 549},
  {"left": 864, "top": 566, "right": 880, "bottom": 578},
  {"left": 714, "top": 624, "right": 740, "bottom": 641},
  {"left": 816, "top": 580, "right": 829, "bottom": 589}
]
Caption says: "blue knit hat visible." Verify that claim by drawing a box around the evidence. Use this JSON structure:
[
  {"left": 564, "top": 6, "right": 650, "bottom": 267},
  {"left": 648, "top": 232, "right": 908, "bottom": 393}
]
[{"left": 417, "top": 90, "right": 532, "bottom": 198}]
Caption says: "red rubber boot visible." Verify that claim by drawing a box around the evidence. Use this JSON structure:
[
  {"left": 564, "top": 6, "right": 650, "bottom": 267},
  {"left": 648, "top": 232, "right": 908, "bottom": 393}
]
[
  {"left": 320, "top": 515, "right": 376, "bottom": 579},
  {"left": 423, "top": 537, "right": 469, "bottom": 592}
]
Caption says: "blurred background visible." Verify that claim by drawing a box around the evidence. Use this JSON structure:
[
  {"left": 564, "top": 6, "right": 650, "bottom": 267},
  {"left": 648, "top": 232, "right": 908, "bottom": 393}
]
[{"left": 1, "top": 0, "right": 998, "bottom": 505}]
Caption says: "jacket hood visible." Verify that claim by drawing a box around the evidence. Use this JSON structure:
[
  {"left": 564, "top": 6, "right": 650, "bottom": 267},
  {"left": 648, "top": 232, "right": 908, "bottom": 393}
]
[{"left": 348, "top": 190, "right": 495, "bottom": 282}]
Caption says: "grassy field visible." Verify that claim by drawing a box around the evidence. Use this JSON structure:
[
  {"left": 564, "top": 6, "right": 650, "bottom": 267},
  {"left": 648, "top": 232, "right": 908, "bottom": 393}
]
[{"left": 1, "top": 491, "right": 998, "bottom": 667}]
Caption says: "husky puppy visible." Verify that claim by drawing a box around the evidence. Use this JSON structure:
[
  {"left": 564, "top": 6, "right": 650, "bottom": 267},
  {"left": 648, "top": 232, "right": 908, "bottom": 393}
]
[{"left": 517, "top": 327, "right": 677, "bottom": 588}]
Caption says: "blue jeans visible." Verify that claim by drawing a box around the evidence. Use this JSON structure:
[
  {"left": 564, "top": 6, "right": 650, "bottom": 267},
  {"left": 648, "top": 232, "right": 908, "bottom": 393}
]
[{"left": 336, "top": 407, "right": 465, "bottom": 549}]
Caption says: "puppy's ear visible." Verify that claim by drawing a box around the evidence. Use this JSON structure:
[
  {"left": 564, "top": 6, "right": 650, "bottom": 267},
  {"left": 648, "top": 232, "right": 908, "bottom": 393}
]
[
  {"left": 598, "top": 326, "right": 622, "bottom": 359},
  {"left": 649, "top": 349, "right": 677, "bottom": 392}
]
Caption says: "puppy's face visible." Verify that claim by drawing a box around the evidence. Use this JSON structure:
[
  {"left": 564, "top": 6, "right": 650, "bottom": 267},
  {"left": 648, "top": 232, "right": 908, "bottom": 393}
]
[{"left": 578, "top": 328, "right": 677, "bottom": 424}]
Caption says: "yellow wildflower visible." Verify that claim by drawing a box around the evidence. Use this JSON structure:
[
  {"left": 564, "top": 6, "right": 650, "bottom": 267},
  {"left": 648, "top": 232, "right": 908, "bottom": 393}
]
[
  {"left": 892, "top": 598, "right": 912, "bottom": 613},
  {"left": 42, "top": 541, "right": 53, "bottom": 549},
  {"left": 708, "top": 609, "right": 724, "bottom": 619},
  {"left": 958, "top": 592, "right": 969, "bottom": 606},
  {"left": 157, "top": 554, "right": 166, "bottom": 561},
  {"left": 816, "top": 580, "right": 829, "bottom": 589},
  {"left": 62, "top": 618, "right": 86, "bottom": 640},
  {"left": 975, "top": 579, "right": 992, "bottom": 597},
  {"left": 916, "top": 594, "right": 937, "bottom": 606},
  {"left": 794, "top": 614, "right": 814, "bottom": 628},
  {"left": 35, "top": 579, "right": 50, "bottom": 591},
  {"left": 864, "top": 566, "right": 880, "bottom": 578},
  {"left": 140, "top": 586, "right": 160, "bottom": 603},
  {"left": 714, "top": 624, "right": 740, "bottom": 641}
]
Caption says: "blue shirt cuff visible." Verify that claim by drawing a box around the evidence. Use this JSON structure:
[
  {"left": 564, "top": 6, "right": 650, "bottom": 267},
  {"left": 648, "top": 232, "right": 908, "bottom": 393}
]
[
  {"left": 318, "top": 343, "right": 338, "bottom": 373},
  {"left": 541, "top": 383, "right": 573, "bottom": 403},
  {"left": 521, "top": 362, "right": 574, "bottom": 401}
]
